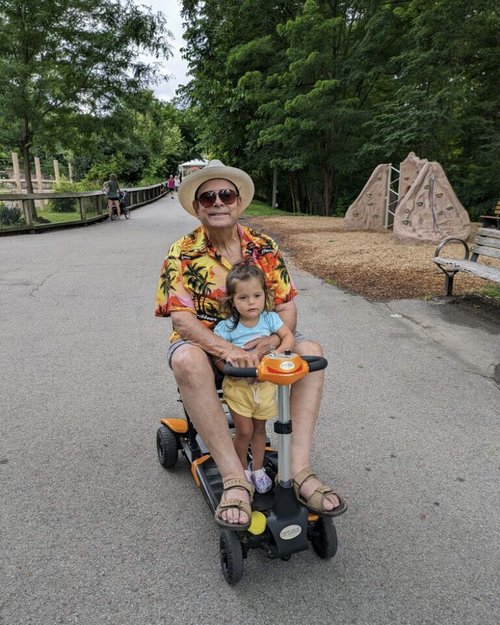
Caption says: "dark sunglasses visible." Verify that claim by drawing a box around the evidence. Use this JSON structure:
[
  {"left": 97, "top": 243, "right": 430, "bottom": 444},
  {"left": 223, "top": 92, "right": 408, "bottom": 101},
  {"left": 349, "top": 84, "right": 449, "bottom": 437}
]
[{"left": 196, "top": 188, "right": 239, "bottom": 208}]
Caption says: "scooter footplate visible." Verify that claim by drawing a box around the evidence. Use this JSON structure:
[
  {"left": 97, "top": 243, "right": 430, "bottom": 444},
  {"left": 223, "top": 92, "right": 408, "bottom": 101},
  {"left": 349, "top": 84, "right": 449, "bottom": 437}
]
[{"left": 195, "top": 449, "right": 279, "bottom": 513}]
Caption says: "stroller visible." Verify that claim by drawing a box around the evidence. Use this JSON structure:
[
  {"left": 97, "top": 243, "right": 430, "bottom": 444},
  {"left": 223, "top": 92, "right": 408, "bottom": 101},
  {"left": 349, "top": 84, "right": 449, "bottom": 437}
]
[{"left": 110, "top": 191, "right": 129, "bottom": 220}]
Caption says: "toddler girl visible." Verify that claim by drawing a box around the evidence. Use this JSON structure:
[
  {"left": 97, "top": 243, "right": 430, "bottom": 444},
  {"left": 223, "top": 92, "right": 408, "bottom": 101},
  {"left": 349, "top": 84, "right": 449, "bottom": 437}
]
[{"left": 214, "top": 262, "right": 295, "bottom": 493}]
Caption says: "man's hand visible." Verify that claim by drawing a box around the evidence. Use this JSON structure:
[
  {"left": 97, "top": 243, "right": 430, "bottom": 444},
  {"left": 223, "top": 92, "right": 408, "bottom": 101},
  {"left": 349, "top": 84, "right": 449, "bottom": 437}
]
[{"left": 223, "top": 345, "right": 261, "bottom": 368}]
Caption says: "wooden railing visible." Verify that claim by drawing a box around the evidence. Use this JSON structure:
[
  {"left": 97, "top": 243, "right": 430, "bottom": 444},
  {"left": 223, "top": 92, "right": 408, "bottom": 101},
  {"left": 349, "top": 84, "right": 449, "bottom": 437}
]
[{"left": 0, "top": 182, "right": 167, "bottom": 233}]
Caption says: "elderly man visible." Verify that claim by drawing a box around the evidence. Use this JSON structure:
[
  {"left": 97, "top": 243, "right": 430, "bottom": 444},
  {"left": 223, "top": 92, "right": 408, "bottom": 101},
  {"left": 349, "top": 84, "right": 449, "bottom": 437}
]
[{"left": 155, "top": 160, "right": 346, "bottom": 530}]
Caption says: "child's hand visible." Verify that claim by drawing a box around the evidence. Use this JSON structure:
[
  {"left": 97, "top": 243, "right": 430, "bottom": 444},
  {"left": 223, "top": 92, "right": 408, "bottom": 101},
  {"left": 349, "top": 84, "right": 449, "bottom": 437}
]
[{"left": 242, "top": 336, "right": 276, "bottom": 358}]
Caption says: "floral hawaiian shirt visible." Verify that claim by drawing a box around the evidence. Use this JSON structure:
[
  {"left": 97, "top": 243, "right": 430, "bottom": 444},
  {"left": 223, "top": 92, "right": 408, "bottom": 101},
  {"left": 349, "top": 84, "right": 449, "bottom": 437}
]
[{"left": 155, "top": 223, "right": 298, "bottom": 342}]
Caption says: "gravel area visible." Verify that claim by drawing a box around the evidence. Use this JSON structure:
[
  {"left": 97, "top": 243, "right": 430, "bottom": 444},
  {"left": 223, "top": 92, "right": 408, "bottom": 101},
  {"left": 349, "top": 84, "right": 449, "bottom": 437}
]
[{"left": 244, "top": 216, "right": 500, "bottom": 302}]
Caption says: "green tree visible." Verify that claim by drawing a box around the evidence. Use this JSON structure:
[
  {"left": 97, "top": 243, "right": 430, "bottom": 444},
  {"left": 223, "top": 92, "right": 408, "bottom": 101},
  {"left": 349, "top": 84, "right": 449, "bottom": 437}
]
[
  {"left": 181, "top": 0, "right": 500, "bottom": 217},
  {"left": 0, "top": 0, "right": 171, "bottom": 220},
  {"left": 361, "top": 0, "right": 500, "bottom": 216},
  {"left": 243, "top": 1, "right": 399, "bottom": 214}
]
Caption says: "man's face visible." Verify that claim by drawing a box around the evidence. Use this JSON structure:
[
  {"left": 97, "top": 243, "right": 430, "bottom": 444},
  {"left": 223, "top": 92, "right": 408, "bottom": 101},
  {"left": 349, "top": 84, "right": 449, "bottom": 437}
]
[{"left": 193, "top": 178, "right": 241, "bottom": 229}]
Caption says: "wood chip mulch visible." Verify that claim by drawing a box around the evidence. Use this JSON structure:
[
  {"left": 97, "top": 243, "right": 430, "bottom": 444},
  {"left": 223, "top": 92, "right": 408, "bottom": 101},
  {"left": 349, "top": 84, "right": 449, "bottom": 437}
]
[{"left": 243, "top": 216, "right": 500, "bottom": 301}]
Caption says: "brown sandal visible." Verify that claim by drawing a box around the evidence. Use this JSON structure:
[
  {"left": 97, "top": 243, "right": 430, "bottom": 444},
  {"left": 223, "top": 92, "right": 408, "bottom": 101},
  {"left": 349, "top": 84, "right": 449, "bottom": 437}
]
[
  {"left": 215, "top": 478, "right": 255, "bottom": 530},
  {"left": 293, "top": 467, "right": 347, "bottom": 517}
]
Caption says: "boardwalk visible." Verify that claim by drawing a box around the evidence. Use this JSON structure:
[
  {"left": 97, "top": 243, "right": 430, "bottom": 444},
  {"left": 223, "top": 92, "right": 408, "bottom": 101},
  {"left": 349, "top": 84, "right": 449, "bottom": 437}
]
[{"left": 1, "top": 196, "right": 499, "bottom": 625}]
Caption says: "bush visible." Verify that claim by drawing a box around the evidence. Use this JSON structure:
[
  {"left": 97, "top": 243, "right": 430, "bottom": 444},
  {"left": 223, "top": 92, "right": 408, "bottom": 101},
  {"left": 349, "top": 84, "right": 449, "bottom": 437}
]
[
  {"left": 46, "top": 179, "right": 87, "bottom": 213},
  {"left": 138, "top": 175, "right": 164, "bottom": 186},
  {"left": 0, "top": 203, "right": 24, "bottom": 226}
]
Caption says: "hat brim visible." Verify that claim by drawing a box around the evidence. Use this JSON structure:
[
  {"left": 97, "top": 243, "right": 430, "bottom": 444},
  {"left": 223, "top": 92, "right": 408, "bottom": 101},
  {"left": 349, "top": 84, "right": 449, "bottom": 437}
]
[{"left": 178, "top": 162, "right": 254, "bottom": 216}]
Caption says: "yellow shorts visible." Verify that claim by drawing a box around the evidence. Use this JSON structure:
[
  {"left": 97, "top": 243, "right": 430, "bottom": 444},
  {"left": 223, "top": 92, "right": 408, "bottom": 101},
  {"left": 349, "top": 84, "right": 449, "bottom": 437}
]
[{"left": 222, "top": 378, "right": 276, "bottom": 420}]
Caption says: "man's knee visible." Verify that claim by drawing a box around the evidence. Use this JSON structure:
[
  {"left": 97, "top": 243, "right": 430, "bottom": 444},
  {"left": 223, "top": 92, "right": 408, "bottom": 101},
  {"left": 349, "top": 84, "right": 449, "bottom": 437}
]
[
  {"left": 171, "top": 344, "right": 214, "bottom": 380},
  {"left": 295, "top": 339, "right": 323, "bottom": 357}
]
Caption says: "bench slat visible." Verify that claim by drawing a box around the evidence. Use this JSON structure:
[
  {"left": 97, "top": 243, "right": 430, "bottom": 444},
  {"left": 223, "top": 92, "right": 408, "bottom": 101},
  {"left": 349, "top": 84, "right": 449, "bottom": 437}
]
[
  {"left": 434, "top": 258, "right": 500, "bottom": 282},
  {"left": 434, "top": 226, "right": 500, "bottom": 294},
  {"left": 478, "top": 227, "right": 500, "bottom": 239},
  {"left": 471, "top": 244, "right": 500, "bottom": 260},
  {"left": 475, "top": 236, "right": 500, "bottom": 248}
]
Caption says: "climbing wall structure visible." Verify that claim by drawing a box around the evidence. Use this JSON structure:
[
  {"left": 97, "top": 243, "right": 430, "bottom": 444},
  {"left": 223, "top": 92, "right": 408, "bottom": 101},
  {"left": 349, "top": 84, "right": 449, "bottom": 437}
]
[
  {"left": 344, "top": 152, "right": 470, "bottom": 244},
  {"left": 343, "top": 164, "right": 388, "bottom": 231},
  {"left": 393, "top": 161, "right": 470, "bottom": 244},
  {"left": 398, "top": 152, "right": 427, "bottom": 199}
]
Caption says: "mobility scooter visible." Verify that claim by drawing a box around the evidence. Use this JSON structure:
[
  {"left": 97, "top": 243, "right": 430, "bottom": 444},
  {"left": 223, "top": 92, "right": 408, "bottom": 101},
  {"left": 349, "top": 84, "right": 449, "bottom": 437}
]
[{"left": 156, "top": 351, "right": 344, "bottom": 584}]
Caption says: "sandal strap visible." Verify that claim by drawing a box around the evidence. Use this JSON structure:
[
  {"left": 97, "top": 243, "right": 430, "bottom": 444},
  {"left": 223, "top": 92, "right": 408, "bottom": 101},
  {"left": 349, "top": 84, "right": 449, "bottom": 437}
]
[
  {"left": 293, "top": 467, "right": 316, "bottom": 489},
  {"left": 293, "top": 468, "right": 344, "bottom": 515},
  {"left": 223, "top": 477, "right": 255, "bottom": 498},
  {"left": 304, "top": 484, "right": 334, "bottom": 511},
  {"left": 216, "top": 498, "right": 252, "bottom": 519}
]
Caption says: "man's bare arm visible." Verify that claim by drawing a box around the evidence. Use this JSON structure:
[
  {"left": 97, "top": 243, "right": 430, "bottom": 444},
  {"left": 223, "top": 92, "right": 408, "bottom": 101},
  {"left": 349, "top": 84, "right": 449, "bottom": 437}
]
[
  {"left": 274, "top": 300, "right": 297, "bottom": 333},
  {"left": 171, "top": 311, "right": 260, "bottom": 367}
]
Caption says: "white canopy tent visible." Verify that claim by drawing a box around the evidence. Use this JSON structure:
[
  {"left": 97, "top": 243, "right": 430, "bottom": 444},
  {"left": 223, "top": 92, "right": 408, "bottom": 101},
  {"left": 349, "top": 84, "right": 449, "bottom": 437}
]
[{"left": 179, "top": 159, "right": 208, "bottom": 179}]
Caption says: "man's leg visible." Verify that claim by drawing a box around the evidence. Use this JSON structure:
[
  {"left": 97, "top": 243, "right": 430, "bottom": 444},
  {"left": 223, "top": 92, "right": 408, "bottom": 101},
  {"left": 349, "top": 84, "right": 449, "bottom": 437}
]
[
  {"left": 171, "top": 344, "right": 251, "bottom": 524},
  {"left": 290, "top": 340, "right": 341, "bottom": 512}
]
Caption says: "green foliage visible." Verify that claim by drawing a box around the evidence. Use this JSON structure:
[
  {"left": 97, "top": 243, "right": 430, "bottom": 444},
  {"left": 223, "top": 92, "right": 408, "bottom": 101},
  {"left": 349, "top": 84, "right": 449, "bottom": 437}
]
[
  {"left": 139, "top": 175, "right": 165, "bottom": 186},
  {"left": 181, "top": 0, "right": 500, "bottom": 219},
  {"left": 245, "top": 200, "right": 291, "bottom": 216},
  {"left": 52, "top": 179, "right": 94, "bottom": 193},
  {"left": 73, "top": 92, "right": 191, "bottom": 186},
  {"left": 481, "top": 284, "right": 500, "bottom": 300},
  {"left": 0, "top": 203, "right": 23, "bottom": 226},
  {"left": 0, "top": 0, "right": 171, "bottom": 221},
  {"left": 44, "top": 179, "right": 85, "bottom": 213}
]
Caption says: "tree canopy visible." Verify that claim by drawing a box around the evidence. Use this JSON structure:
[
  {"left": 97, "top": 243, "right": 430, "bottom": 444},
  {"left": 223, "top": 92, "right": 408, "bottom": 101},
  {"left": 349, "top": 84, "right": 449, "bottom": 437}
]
[
  {"left": 1, "top": 0, "right": 498, "bottom": 221},
  {"left": 0, "top": 0, "right": 173, "bottom": 216},
  {"left": 180, "top": 0, "right": 500, "bottom": 217}
]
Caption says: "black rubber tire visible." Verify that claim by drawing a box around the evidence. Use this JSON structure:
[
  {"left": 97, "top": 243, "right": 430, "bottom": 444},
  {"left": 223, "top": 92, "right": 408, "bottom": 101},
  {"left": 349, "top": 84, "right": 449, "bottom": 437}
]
[
  {"left": 156, "top": 425, "right": 178, "bottom": 468},
  {"left": 310, "top": 516, "right": 338, "bottom": 559},
  {"left": 110, "top": 211, "right": 116, "bottom": 221},
  {"left": 123, "top": 207, "right": 130, "bottom": 219},
  {"left": 220, "top": 530, "right": 244, "bottom": 585}
]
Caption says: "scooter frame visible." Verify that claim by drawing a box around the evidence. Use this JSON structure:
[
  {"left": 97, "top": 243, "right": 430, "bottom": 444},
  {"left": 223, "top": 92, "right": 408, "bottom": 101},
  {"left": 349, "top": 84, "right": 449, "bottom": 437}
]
[{"left": 156, "top": 352, "right": 340, "bottom": 584}]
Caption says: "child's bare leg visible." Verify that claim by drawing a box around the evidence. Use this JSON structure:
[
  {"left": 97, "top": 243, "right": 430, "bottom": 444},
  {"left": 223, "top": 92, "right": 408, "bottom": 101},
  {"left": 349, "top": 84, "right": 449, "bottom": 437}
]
[
  {"left": 231, "top": 411, "right": 253, "bottom": 469},
  {"left": 250, "top": 419, "right": 273, "bottom": 493},
  {"left": 250, "top": 419, "right": 267, "bottom": 469}
]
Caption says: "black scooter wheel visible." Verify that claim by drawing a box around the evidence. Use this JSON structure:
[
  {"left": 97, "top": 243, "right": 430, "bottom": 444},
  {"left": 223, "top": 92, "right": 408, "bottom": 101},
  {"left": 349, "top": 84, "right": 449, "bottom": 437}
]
[
  {"left": 156, "top": 425, "right": 178, "bottom": 468},
  {"left": 123, "top": 208, "right": 130, "bottom": 219},
  {"left": 310, "top": 516, "right": 338, "bottom": 559},
  {"left": 220, "top": 530, "right": 244, "bottom": 585}
]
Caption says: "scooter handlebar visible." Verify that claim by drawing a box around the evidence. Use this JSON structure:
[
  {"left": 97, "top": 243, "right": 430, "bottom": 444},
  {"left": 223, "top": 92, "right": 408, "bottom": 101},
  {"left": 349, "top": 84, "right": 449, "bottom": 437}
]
[
  {"left": 301, "top": 355, "right": 328, "bottom": 372},
  {"left": 222, "top": 363, "right": 258, "bottom": 378},
  {"left": 222, "top": 355, "right": 328, "bottom": 378}
]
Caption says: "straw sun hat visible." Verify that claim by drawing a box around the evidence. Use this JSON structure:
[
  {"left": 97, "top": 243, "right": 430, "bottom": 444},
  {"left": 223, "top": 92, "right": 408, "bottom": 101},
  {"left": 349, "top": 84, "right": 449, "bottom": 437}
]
[{"left": 177, "top": 159, "right": 255, "bottom": 217}]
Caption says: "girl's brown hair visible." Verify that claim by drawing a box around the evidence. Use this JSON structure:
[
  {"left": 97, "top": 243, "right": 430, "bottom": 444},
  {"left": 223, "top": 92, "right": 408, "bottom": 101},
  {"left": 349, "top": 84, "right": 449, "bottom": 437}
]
[{"left": 220, "top": 262, "right": 274, "bottom": 328}]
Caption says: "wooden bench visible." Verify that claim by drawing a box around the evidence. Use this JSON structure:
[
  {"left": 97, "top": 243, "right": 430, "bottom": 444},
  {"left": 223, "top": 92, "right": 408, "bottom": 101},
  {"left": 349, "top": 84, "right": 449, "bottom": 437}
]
[
  {"left": 433, "top": 228, "right": 500, "bottom": 295},
  {"left": 480, "top": 202, "right": 500, "bottom": 230}
]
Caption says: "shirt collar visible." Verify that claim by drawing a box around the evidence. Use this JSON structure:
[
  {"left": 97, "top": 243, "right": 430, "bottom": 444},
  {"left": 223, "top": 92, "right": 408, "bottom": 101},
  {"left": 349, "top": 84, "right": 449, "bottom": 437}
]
[{"left": 201, "top": 224, "right": 249, "bottom": 263}]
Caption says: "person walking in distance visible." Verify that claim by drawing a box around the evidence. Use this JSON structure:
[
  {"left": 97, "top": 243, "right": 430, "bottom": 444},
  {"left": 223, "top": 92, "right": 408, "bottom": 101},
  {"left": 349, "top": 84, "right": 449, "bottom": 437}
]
[
  {"left": 167, "top": 175, "right": 175, "bottom": 199},
  {"left": 106, "top": 173, "right": 121, "bottom": 219}
]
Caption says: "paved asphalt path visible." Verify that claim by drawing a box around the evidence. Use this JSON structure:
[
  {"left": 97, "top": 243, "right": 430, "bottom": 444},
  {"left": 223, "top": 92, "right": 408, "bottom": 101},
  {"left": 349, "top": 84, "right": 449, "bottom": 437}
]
[{"left": 1, "top": 196, "right": 499, "bottom": 625}]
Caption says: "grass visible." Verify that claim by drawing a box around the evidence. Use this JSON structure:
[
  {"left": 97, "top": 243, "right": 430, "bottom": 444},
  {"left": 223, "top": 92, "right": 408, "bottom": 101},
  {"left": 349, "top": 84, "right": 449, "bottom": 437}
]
[
  {"left": 481, "top": 284, "right": 500, "bottom": 300},
  {"left": 37, "top": 210, "right": 81, "bottom": 223},
  {"left": 245, "top": 200, "right": 291, "bottom": 217}
]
